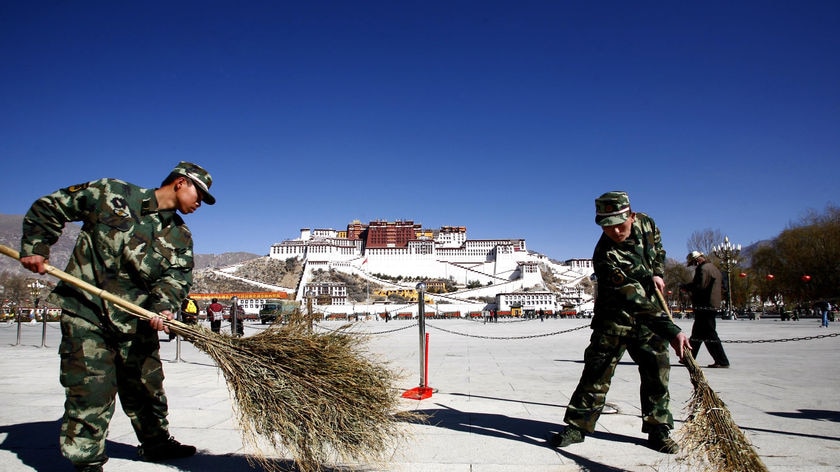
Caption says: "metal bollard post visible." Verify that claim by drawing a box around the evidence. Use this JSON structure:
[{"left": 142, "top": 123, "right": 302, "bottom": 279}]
[
  {"left": 15, "top": 309, "right": 22, "bottom": 346},
  {"left": 174, "top": 309, "right": 182, "bottom": 363},
  {"left": 417, "top": 283, "right": 427, "bottom": 388},
  {"left": 38, "top": 299, "right": 47, "bottom": 348},
  {"left": 231, "top": 296, "right": 239, "bottom": 337},
  {"left": 401, "top": 282, "right": 433, "bottom": 400}
]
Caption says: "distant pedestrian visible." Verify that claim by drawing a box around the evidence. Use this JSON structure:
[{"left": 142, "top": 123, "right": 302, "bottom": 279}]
[
  {"left": 681, "top": 251, "right": 730, "bottom": 368},
  {"left": 230, "top": 301, "right": 245, "bottom": 336},
  {"left": 814, "top": 300, "right": 832, "bottom": 328},
  {"left": 207, "top": 298, "right": 223, "bottom": 334},
  {"left": 779, "top": 304, "right": 789, "bottom": 321},
  {"left": 181, "top": 296, "right": 199, "bottom": 324},
  {"left": 171, "top": 295, "right": 198, "bottom": 340}
]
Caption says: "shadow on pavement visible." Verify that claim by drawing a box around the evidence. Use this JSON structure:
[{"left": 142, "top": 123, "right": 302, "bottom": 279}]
[
  {"left": 553, "top": 359, "right": 637, "bottom": 366},
  {"left": 0, "top": 419, "right": 64, "bottom": 471},
  {"left": 554, "top": 448, "right": 634, "bottom": 472},
  {"left": 448, "top": 391, "right": 565, "bottom": 409},
  {"left": 403, "top": 404, "right": 645, "bottom": 448},
  {"left": 0, "top": 418, "right": 353, "bottom": 472},
  {"left": 766, "top": 408, "right": 840, "bottom": 422}
]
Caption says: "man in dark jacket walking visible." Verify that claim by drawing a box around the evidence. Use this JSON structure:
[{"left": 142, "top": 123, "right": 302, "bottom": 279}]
[{"left": 683, "top": 251, "right": 730, "bottom": 368}]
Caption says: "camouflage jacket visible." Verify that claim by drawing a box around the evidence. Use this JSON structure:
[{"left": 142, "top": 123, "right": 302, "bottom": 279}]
[
  {"left": 20, "top": 178, "right": 194, "bottom": 334},
  {"left": 590, "top": 212, "right": 680, "bottom": 339}
]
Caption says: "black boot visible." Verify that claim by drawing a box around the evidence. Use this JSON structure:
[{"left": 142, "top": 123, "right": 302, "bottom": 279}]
[
  {"left": 549, "top": 425, "right": 586, "bottom": 448},
  {"left": 74, "top": 464, "right": 104, "bottom": 472},
  {"left": 138, "top": 436, "right": 196, "bottom": 462},
  {"left": 648, "top": 425, "right": 679, "bottom": 454}
]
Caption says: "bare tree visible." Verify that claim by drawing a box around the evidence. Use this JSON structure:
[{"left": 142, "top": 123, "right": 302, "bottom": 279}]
[
  {"left": 664, "top": 259, "right": 693, "bottom": 312},
  {"left": 0, "top": 271, "right": 34, "bottom": 318},
  {"left": 686, "top": 228, "right": 723, "bottom": 257},
  {"left": 750, "top": 204, "right": 840, "bottom": 305}
]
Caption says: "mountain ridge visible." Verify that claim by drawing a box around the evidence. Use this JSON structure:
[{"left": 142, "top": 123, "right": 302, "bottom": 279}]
[{"left": 0, "top": 214, "right": 260, "bottom": 276}]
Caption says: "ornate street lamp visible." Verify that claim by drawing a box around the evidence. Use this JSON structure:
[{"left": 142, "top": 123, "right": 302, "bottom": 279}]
[{"left": 712, "top": 236, "right": 741, "bottom": 319}]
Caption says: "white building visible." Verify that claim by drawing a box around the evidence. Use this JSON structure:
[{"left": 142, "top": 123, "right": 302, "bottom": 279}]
[
  {"left": 496, "top": 290, "right": 557, "bottom": 314},
  {"left": 270, "top": 221, "right": 539, "bottom": 284},
  {"left": 269, "top": 219, "right": 594, "bottom": 310},
  {"left": 303, "top": 282, "right": 348, "bottom": 305},
  {"left": 566, "top": 258, "right": 594, "bottom": 273}
]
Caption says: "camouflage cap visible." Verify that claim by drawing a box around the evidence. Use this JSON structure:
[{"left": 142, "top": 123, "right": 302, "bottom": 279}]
[
  {"left": 171, "top": 161, "right": 216, "bottom": 205},
  {"left": 686, "top": 250, "right": 704, "bottom": 266},
  {"left": 595, "top": 191, "right": 631, "bottom": 226}
]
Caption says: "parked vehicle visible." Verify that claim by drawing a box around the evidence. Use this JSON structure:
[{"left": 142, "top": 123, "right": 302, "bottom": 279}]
[{"left": 259, "top": 299, "right": 301, "bottom": 324}]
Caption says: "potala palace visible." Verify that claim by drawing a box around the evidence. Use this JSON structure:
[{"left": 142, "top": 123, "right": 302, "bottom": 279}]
[{"left": 266, "top": 219, "right": 595, "bottom": 317}]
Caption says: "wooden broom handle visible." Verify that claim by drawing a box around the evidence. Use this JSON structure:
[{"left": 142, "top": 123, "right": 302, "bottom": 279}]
[
  {"left": 655, "top": 287, "right": 673, "bottom": 321},
  {"left": 656, "top": 286, "right": 700, "bottom": 370},
  {"left": 0, "top": 243, "right": 176, "bottom": 324}
]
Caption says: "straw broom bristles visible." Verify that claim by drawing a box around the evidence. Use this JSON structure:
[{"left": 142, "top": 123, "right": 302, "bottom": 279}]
[
  {"left": 177, "top": 321, "right": 410, "bottom": 472},
  {"left": 675, "top": 353, "right": 769, "bottom": 472},
  {"left": 654, "top": 288, "right": 768, "bottom": 472},
  {"left": 0, "top": 245, "right": 412, "bottom": 472}
]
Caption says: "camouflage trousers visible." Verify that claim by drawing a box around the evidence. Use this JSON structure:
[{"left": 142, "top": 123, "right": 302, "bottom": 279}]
[
  {"left": 58, "top": 311, "right": 171, "bottom": 466},
  {"left": 564, "top": 329, "right": 673, "bottom": 434}
]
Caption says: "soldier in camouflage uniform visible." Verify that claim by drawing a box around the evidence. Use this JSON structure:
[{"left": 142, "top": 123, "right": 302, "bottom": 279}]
[
  {"left": 550, "top": 191, "right": 691, "bottom": 454},
  {"left": 18, "top": 162, "right": 216, "bottom": 472}
]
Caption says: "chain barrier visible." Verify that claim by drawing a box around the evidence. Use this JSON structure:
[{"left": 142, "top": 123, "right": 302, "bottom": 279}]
[
  {"left": 424, "top": 322, "right": 590, "bottom": 340},
  {"left": 463, "top": 315, "right": 547, "bottom": 324},
  {"left": 313, "top": 322, "right": 419, "bottom": 335},
  {"left": 677, "top": 304, "right": 833, "bottom": 313},
  {"left": 0, "top": 320, "right": 61, "bottom": 330},
  {"left": 240, "top": 318, "right": 840, "bottom": 344},
  {"left": 311, "top": 317, "right": 840, "bottom": 345},
  {"left": 243, "top": 321, "right": 271, "bottom": 332},
  {"left": 669, "top": 305, "right": 721, "bottom": 312},
  {"left": 7, "top": 317, "right": 838, "bottom": 345},
  {"left": 691, "top": 331, "right": 840, "bottom": 344}
]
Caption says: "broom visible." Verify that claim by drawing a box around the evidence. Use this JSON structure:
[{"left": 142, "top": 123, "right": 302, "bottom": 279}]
[
  {"left": 655, "top": 289, "right": 768, "bottom": 472},
  {"left": 0, "top": 244, "right": 410, "bottom": 472}
]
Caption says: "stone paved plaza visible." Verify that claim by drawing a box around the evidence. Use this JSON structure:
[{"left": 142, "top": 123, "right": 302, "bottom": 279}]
[{"left": 1, "top": 316, "right": 838, "bottom": 471}]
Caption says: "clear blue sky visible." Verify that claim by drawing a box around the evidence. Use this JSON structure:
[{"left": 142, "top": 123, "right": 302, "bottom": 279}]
[{"left": 2, "top": 1, "right": 838, "bottom": 261}]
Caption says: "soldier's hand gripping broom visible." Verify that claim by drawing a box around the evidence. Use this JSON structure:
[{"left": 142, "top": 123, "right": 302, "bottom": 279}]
[
  {"left": 0, "top": 244, "right": 412, "bottom": 472},
  {"left": 655, "top": 288, "right": 768, "bottom": 472}
]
